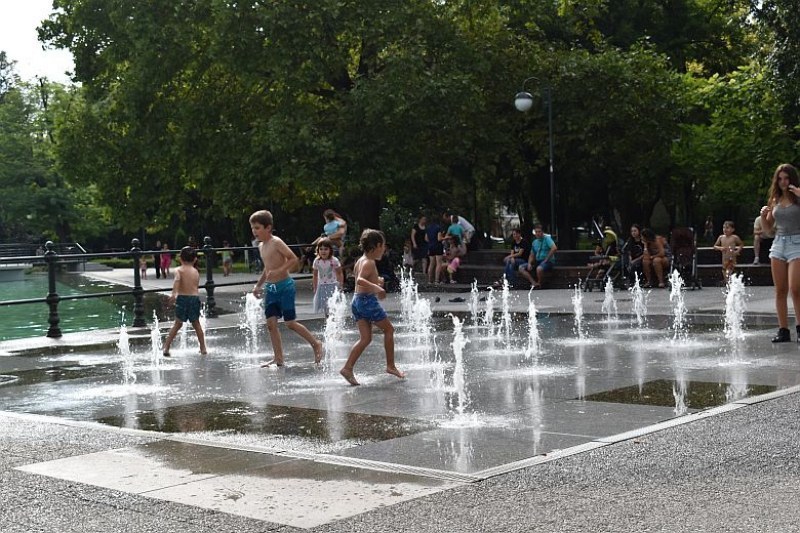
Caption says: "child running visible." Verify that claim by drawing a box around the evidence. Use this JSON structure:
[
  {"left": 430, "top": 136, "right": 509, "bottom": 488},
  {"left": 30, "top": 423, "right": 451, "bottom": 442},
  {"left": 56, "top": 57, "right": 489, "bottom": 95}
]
[
  {"left": 250, "top": 209, "right": 323, "bottom": 366},
  {"left": 312, "top": 238, "right": 344, "bottom": 316},
  {"left": 162, "top": 246, "right": 208, "bottom": 356},
  {"left": 713, "top": 220, "right": 744, "bottom": 284},
  {"left": 340, "top": 229, "right": 405, "bottom": 386}
]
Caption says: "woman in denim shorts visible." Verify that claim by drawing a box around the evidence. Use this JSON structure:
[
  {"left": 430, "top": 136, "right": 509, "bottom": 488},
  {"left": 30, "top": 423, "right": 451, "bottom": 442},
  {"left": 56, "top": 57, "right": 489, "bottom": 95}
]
[{"left": 761, "top": 163, "right": 800, "bottom": 342}]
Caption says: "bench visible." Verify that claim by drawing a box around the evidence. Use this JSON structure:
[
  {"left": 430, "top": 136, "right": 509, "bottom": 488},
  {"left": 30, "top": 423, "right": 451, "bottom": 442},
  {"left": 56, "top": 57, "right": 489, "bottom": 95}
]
[{"left": 451, "top": 247, "right": 773, "bottom": 288}]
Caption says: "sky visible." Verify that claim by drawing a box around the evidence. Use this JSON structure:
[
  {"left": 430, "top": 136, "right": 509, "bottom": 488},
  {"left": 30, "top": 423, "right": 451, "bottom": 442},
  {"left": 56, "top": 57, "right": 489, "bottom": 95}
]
[{"left": 0, "top": 0, "right": 75, "bottom": 84}]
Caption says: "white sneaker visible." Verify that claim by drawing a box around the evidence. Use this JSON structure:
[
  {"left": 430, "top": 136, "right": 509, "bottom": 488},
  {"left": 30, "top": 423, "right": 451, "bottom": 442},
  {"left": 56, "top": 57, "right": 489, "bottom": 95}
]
[{"left": 753, "top": 258, "right": 760, "bottom": 265}]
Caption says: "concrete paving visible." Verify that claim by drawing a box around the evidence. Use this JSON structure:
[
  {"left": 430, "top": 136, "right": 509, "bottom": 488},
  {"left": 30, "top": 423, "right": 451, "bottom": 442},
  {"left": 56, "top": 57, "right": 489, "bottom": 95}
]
[{"left": 2, "top": 270, "right": 800, "bottom": 532}]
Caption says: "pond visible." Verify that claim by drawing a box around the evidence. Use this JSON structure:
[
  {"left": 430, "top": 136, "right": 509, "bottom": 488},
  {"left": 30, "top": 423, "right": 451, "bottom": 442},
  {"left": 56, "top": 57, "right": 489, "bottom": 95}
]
[{"left": 0, "top": 272, "right": 167, "bottom": 341}]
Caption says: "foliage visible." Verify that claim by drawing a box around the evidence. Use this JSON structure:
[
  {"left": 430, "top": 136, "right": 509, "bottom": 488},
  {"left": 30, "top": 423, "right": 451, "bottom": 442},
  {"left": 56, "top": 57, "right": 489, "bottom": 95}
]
[
  {"left": 13, "top": 0, "right": 798, "bottom": 247},
  {"left": 754, "top": 0, "right": 800, "bottom": 135},
  {"left": 672, "top": 62, "right": 796, "bottom": 228},
  {"left": 0, "top": 59, "right": 110, "bottom": 244}
]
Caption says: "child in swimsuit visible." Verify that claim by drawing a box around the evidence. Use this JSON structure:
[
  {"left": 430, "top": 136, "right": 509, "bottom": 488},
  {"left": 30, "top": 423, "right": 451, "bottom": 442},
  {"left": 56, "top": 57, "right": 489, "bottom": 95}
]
[
  {"left": 339, "top": 229, "right": 405, "bottom": 386},
  {"left": 162, "top": 246, "right": 208, "bottom": 356}
]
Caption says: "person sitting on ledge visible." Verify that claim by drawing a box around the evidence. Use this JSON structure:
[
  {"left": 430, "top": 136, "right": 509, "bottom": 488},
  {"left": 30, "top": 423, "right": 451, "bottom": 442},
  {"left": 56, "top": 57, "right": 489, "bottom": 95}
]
[
  {"left": 498, "top": 228, "right": 530, "bottom": 288},
  {"left": 519, "top": 224, "right": 557, "bottom": 289}
]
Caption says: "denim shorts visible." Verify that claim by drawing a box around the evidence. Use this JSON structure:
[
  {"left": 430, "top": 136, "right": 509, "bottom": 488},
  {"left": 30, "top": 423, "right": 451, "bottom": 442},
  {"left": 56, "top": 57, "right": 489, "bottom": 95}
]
[
  {"left": 175, "top": 295, "right": 201, "bottom": 322},
  {"left": 769, "top": 234, "right": 800, "bottom": 263},
  {"left": 351, "top": 293, "right": 387, "bottom": 323},
  {"left": 264, "top": 277, "right": 297, "bottom": 321}
]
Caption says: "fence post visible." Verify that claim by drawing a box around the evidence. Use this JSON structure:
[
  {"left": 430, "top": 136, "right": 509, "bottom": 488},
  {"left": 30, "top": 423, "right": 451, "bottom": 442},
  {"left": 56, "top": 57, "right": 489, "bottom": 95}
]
[
  {"left": 131, "top": 238, "right": 146, "bottom": 327},
  {"left": 203, "top": 236, "right": 218, "bottom": 318},
  {"left": 44, "top": 241, "right": 62, "bottom": 338}
]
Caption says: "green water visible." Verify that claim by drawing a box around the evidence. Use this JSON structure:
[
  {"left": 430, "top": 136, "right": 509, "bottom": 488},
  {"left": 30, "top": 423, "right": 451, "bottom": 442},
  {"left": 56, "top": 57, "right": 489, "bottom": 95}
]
[{"left": 0, "top": 273, "right": 164, "bottom": 341}]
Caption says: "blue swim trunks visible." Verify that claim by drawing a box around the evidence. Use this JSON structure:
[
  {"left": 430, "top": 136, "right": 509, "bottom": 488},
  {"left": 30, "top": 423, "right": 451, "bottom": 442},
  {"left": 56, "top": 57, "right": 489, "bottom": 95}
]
[
  {"left": 175, "top": 295, "right": 201, "bottom": 322},
  {"left": 351, "top": 293, "right": 387, "bottom": 323},
  {"left": 264, "top": 277, "right": 297, "bottom": 321}
]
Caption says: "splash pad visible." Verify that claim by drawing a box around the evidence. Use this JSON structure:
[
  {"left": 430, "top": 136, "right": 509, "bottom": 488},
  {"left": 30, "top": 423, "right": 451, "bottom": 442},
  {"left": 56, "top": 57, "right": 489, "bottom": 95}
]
[{"left": 0, "top": 273, "right": 797, "bottom": 475}]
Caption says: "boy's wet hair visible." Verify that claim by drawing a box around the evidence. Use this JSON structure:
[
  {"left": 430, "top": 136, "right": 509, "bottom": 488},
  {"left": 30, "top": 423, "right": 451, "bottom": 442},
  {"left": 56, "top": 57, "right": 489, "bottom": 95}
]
[
  {"left": 316, "top": 237, "right": 334, "bottom": 254},
  {"left": 180, "top": 246, "right": 197, "bottom": 262},
  {"left": 723, "top": 220, "right": 735, "bottom": 228},
  {"left": 359, "top": 229, "right": 385, "bottom": 252},
  {"left": 249, "top": 210, "right": 273, "bottom": 227}
]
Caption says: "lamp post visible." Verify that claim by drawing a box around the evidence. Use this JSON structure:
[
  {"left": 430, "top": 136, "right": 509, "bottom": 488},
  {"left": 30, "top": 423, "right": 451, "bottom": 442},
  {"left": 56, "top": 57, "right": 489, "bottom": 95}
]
[{"left": 515, "top": 77, "right": 556, "bottom": 240}]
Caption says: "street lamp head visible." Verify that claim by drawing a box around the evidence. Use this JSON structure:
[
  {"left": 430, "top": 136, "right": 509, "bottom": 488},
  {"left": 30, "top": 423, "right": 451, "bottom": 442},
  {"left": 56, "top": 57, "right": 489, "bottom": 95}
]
[{"left": 514, "top": 91, "right": 534, "bottom": 112}]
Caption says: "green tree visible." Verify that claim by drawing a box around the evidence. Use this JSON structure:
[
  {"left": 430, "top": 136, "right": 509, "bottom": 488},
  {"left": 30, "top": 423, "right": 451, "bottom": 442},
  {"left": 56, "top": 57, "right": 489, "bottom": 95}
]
[
  {"left": 755, "top": 0, "right": 800, "bottom": 136},
  {"left": 672, "top": 62, "right": 797, "bottom": 230},
  {"left": 0, "top": 56, "right": 108, "bottom": 244}
]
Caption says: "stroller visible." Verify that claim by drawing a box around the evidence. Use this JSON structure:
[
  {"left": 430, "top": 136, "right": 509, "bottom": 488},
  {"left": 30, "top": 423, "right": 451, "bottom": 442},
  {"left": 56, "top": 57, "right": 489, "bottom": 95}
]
[
  {"left": 669, "top": 226, "right": 702, "bottom": 290},
  {"left": 582, "top": 224, "right": 623, "bottom": 292}
]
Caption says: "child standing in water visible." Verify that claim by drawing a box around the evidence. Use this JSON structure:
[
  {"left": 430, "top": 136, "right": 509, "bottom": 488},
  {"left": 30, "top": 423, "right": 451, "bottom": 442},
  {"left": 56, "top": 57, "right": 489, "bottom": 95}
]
[
  {"left": 250, "top": 209, "right": 323, "bottom": 366},
  {"left": 162, "top": 246, "right": 208, "bottom": 356},
  {"left": 340, "top": 229, "right": 405, "bottom": 386},
  {"left": 312, "top": 238, "right": 344, "bottom": 316},
  {"left": 713, "top": 220, "right": 744, "bottom": 284}
]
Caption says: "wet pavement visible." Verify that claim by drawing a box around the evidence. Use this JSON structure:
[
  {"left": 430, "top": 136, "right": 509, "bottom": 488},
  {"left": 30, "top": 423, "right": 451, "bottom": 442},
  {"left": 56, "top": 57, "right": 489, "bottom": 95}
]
[{"left": 2, "top": 270, "right": 800, "bottom": 531}]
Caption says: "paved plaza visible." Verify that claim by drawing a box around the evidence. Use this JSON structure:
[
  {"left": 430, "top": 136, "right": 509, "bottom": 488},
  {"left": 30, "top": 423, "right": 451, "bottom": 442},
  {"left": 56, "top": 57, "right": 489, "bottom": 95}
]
[{"left": 2, "top": 270, "right": 800, "bottom": 532}]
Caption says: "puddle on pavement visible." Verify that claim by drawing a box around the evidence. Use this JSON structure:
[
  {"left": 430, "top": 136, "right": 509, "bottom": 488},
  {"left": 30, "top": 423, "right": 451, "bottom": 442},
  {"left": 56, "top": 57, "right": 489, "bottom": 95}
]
[
  {"left": 0, "top": 364, "right": 118, "bottom": 386},
  {"left": 584, "top": 379, "right": 777, "bottom": 409},
  {"left": 96, "top": 400, "right": 437, "bottom": 441}
]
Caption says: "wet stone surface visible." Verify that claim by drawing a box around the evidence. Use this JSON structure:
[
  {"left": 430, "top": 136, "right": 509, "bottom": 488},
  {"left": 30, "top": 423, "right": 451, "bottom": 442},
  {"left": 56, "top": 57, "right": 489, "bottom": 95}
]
[
  {"left": 0, "top": 364, "right": 118, "bottom": 387},
  {"left": 96, "top": 400, "right": 437, "bottom": 441},
  {"left": 584, "top": 379, "right": 778, "bottom": 409}
]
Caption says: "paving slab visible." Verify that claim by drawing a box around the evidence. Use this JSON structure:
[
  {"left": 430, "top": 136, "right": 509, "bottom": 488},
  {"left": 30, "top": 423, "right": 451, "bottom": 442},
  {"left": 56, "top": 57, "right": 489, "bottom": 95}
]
[{"left": 3, "top": 273, "right": 800, "bottom": 531}]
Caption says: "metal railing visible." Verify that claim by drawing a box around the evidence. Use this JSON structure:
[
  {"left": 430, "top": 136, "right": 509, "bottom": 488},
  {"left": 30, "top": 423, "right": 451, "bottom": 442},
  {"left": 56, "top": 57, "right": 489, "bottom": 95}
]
[{"left": 0, "top": 237, "right": 313, "bottom": 338}]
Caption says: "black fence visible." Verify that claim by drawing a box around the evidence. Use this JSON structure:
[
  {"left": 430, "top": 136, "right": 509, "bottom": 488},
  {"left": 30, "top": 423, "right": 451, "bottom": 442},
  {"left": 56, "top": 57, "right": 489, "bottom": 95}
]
[{"left": 0, "top": 237, "right": 310, "bottom": 339}]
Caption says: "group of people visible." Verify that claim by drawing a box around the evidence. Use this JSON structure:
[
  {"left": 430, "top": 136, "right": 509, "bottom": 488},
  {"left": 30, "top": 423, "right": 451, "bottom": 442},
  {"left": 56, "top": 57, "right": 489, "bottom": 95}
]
[
  {"left": 500, "top": 225, "right": 558, "bottom": 288},
  {"left": 403, "top": 212, "right": 475, "bottom": 284},
  {"left": 621, "top": 225, "right": 672, "bottom": 288},
  {"left": 164, "top": 163, "right": 800, "bottom": 373},
  {"left": 166, "top": 208, "right": 403, "bottom": 386},
  {"left": 139, "top": 241, "right": 173, "bottom": 280}
]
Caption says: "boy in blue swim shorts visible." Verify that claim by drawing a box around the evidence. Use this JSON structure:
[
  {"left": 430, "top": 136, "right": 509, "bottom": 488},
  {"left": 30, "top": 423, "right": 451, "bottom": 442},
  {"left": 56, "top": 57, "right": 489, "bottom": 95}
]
[
  {"left": 339, "top": 229, "right": 405, "bottom": 386},
  {"left": 162, "top": 246, "right": 208, "bottom": 356},
  {"left": 250, "top": 210, "right": 323, "bottom": 367}
]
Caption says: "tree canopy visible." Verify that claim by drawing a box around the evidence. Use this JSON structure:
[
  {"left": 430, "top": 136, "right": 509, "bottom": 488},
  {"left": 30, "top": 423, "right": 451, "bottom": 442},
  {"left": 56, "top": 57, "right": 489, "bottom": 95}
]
[{"left": 0, "top": 0, "right": 795, "bottom": 247}]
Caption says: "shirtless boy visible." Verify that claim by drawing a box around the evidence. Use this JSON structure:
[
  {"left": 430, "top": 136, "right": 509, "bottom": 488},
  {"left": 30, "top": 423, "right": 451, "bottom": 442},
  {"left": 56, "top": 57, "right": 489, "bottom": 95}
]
[
  {"left": 250, "top": 209, "right": 323, "bottom": 366},
  {"left": 340, "top": 229, "right": 405, "bottom": 386},
  {"left": 713, "top": 220, "right": 744, "bottom": 283},
  {"left": 162, "top": 246, "right": 208, "bottom": 356}
]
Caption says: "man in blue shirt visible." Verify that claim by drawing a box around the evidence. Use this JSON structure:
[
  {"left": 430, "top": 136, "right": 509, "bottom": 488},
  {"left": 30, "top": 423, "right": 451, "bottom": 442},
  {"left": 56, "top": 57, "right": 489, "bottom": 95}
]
[{"left": 520, "top": 224, "right": 557, "bottom": 288}]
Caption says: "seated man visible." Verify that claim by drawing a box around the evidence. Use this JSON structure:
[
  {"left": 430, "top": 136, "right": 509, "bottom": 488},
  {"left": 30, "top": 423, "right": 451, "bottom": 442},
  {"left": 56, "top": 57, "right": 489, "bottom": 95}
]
[
  {"left": 519, "top": 224, "right": 557, "bottom": 288},
  {"left": 500, "top": 228, "right": 530, "bottom": 287}
]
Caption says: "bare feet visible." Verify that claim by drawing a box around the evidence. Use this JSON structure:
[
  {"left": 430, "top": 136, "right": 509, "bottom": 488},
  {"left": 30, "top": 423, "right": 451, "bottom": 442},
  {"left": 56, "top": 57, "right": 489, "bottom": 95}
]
[
  {"left": 386, "top": 367, "right": 406, "bottom": 379},
  {"left": 200, "top": 350, "right": 208, "bottom": 355},
  {"left": 313, "top": 340, "right": 323, "bottom": 364},
  {"left": 261, "top": 357, "right": 285, "bottom": 368},
  {"left": 340, "top": 368, "right": 360, "bottom": 386}
]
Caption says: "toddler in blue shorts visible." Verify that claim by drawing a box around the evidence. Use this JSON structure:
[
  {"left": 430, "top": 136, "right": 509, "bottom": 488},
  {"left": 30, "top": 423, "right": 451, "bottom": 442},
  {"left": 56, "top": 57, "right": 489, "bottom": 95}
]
[
  {"left": 162, "top": 246, "right": 208, "bottom": 356},
  {"left": 339, "top": 229, "right": 405, "bottom": 386}
]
